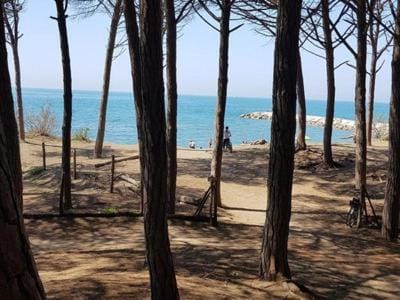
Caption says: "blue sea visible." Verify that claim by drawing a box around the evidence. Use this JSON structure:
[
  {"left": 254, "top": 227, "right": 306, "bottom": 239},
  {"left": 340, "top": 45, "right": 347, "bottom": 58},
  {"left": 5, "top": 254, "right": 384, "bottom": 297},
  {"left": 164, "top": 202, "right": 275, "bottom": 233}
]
[{"left": 21, "top": 88, "right": 390, "bottom": 148}]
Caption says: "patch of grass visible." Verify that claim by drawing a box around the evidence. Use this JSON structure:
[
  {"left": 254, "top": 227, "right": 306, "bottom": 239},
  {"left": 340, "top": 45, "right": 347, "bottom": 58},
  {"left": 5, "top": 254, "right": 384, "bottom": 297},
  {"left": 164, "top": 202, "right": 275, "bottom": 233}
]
[
  {"left": 103, "top": 207, "right": 118, "bottom": 214},
  {"left": 28, "top": 166, "right": 46, "bottom": 176},
  {"left": 73, "top": 127, "right": 91, "bottom": 142}
]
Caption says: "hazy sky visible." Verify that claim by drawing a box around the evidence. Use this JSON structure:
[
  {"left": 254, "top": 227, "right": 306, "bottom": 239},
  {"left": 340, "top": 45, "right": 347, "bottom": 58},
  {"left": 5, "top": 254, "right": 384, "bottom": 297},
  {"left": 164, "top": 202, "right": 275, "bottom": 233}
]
[{"left": 6, "top": 2, "right": 393, "bottom": 102}]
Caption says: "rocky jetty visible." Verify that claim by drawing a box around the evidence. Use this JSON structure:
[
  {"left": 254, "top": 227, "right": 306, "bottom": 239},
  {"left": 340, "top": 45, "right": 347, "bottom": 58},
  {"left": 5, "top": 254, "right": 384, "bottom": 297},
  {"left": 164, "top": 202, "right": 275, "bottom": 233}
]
[{"left": 240, "top": 111, "right": 388, "bottom": 138}]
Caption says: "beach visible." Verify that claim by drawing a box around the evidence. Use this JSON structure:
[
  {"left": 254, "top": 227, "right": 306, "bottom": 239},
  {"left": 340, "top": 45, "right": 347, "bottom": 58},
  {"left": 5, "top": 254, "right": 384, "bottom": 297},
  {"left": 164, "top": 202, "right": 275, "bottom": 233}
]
[{"left": 21, "top": 136, "right": 400, "bottom": 298}]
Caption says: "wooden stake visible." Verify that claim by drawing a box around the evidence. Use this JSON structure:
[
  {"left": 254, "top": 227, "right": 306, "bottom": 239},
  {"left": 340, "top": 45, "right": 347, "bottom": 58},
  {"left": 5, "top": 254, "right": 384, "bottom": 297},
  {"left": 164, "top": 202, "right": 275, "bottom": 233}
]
[
  {"left": 110, "top": 154, "right": 115, "bottom": 193},
  {"left": 42, "top": 142, "right": 46, "bottom": 170}
]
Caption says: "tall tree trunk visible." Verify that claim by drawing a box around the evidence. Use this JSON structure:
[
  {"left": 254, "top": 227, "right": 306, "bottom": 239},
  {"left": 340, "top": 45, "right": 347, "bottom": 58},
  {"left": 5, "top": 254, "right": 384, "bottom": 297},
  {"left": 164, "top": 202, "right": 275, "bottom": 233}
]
[
  {"left": 55, "top": 0, "right": 72, "bottom": 211},
  {"left": 210, "top": 0, "right": 231, "bottom": 207},
  {"left": 165, "top": 0, "right": 178, "bottom": 215},
  {"left": 12, "top": 43, "right": 25, "bottom": 141},
  {"left": 259, "top": 0, "right": 301, "bottom": 281},
  {"left": 322, "top": 0, "right": 336, "bottom": 167},
  {"left": 123, "top": 0, "right": 145, "bottom": 214},
  {"left": 354, "top": 0, "right": 368, "bottom": 227},
  {"left": 367, "top": 2, "right": 379, "bottom": 147},
  {"left": 94, "top": 0, "right": 123, "bottom": 158},
  {"left": 296, "top": 49, "right": 307, "bottom": 151},
  {"left": 0, "top": 4, "right": 45, "bottom": 297},
  {"left": 139, "top": 0, "right": 179, "bottom": 297},
  {"left": 382, "top": 1, "right": 400, "bottom": 241}
]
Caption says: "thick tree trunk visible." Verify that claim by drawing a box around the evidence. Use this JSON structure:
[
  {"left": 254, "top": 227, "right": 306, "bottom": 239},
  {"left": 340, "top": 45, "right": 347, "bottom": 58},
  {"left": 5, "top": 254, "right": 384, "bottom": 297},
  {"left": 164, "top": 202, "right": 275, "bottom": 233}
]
[
  {"left": 0, "top": 5, "right": 45, "bottom": 297},
  {"left": 123, "top": 0, "right": 145, "bottom": 214},
  {"left": 259, "top": 0, "right": 301, "bottom": 281},
  {"left": 94, "top": 0, "right": 122, "bottom": 158},
  {"left": 139, "top": 0, "right": 179, "bottom": 298},
  {"left": 210, "top": 0, "right": 231, "bottom": 207},
  {"left": 367, "top": 5, "right": 379, "bottom": 147},
  {"left": 322, "top": 0, "right": 336, "bottom": 167},
  {"left": 382, "top": 1, "right": 400, "bottom": 241},
  {"left": 354, "top": 0, "right": 368, "bottom": 227},
  {"left": 296, "top": 50, "right": 307, "bottom": 151},
  {"left": 55, "top": 0, "right": 72, "bottom": 211},
  {"left": 165, "top": 0, "right": 178, "bottom": 214}
]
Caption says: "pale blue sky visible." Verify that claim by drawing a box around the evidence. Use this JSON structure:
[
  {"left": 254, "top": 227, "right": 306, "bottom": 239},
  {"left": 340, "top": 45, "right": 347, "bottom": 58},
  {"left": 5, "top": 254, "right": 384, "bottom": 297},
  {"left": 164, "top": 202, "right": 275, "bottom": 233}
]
[{"left": 6, "top": 2, "right": 392, "bottom": 102}]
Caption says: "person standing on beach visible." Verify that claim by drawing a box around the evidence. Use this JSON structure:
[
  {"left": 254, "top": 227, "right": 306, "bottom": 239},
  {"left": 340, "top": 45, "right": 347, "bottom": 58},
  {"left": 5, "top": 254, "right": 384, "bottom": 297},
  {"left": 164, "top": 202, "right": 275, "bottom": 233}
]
[{"left": 223, "top": 126, "right": 231, "bottom": 150}]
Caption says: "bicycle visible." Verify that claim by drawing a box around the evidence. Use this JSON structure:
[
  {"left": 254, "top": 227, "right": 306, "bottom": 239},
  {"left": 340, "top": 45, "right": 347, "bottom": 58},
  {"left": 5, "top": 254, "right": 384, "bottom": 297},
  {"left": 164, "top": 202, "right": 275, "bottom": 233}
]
[
  {"left": 346, "top": 197, "right": 360, "bottom": 228},
  {"left": 224, "top": 140, "right": 232, "bottom": 153}
]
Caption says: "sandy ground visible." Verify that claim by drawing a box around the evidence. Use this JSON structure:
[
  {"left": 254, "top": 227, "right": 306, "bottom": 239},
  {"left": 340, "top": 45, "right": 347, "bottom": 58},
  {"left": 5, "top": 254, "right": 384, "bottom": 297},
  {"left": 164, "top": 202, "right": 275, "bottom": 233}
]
[{"left": 21, "top": 137, "right": 400, "bottom": 299}]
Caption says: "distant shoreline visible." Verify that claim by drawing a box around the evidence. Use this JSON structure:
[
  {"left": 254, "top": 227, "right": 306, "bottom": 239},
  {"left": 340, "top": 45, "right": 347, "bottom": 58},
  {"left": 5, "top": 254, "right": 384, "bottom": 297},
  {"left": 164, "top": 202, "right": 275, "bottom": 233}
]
[{"left": 240, "top": 111, "right": 389, "bottom": 134}]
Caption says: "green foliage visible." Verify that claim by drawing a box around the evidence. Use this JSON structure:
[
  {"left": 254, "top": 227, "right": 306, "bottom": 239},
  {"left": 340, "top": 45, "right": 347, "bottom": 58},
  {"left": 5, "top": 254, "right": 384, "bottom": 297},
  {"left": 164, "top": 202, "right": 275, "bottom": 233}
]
[
  {"left": 73, "top": 127, "right": 91, "bottom": 142},
  {"left": 103, "top": 207, "right": 118, "bottom": 214},
  {"left": 28, "top": 166, "right": 45, "bottom": 176}
]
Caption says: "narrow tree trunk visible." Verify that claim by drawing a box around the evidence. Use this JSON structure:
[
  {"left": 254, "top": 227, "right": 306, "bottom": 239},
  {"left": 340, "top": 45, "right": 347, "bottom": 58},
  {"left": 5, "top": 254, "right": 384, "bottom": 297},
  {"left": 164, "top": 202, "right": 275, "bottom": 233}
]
[
  {"left": 367, "top": 4, "right": 379, "bottom": 147},
  {"left": 139, "top": 0, "right": 179, "bottom": 297},
  {"left": 12, "top": 43, "right": 25, "bottom": 141},
  {"left": 0, "top": 4, "right": 45, "bottom": 297},
  {"left": 296, "top": 49, "right": 307, "bottom": 151},
  {"left": 210, "top": 0, "right": 231, "bottom": 207},
  {"left": 123, "top": 0, "right": 145, "bottom": 213},
  {"left": 94, "top": 0, "right": 122, "bottom": 158},
  {"left": 260, "top": 0, "right": 301, "bottom": 281},
  {"left": 55, "top": 0, "right": 72, "bottom": 210},
  {"left": 354, "top": 0, "right": 368, "bottom": 227},
  {"left": 322, "top": 0, "right": 336, "bottom": 167},
  {"left": 382, "top": 1, "right": 400, "bottom": 241},
  {"left": 165, "top": 0, "right": 178, "bottom": 214}
]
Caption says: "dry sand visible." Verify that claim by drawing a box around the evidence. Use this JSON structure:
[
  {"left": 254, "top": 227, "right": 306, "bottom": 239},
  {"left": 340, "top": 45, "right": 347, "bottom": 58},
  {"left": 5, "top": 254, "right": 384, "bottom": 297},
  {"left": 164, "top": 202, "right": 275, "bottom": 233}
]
[{"left": 21, "top": 137, "right": 400, "bottom": 299}]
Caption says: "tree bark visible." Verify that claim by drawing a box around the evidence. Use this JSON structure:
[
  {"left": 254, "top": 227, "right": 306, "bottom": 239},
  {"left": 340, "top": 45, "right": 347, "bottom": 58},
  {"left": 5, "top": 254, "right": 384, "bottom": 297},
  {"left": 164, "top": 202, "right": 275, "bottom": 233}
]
[
  {"left": 367, "top": 1, "right": 379, "bottom": 147},
  {"left": 354, "top": 0, "right": 368, "bottom": 227},
  {"left": 94, "top": 0, "right": 122, "bottom": 158},
  {"left": 0, "top": 4, "right": 45, "bottom": 297},
  {"left": 210, "top": 0, "right": 231, "bottom": 207},
  {"left": 139, "top": 0, "right": 179, "bottom": 297},
  {"left": 165, "top": 0, "right": 178, "bottom": 214},
  {"left": 382, "top": 1, "right": 400, "bottom": 241},
  {"left": 260, "top": 0, "right": 301, "bottom": 281},
  {"left": 3, "top": 2, "right": 25, "bottom": 141},
  {"left": 55, "top": 0, "right": 72, "bottom": 211},
  {"left": 322, "top": 0, "right": 336, "bottom": 167},
  {"left": 296, "top": 49, "right": 307, "bottom": 151},
  {"left": 123, "top": 0, "right": 145, "bottom": 214}
]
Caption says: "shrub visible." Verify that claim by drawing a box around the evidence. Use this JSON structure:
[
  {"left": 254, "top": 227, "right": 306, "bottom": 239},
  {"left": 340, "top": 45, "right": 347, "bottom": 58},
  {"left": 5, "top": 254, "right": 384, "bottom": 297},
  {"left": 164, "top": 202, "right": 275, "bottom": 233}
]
[
  {"left": 26, "top": 104, "right": 56, "bottom": 137},
  {"left": 103, "top": 207, "right": 118, "bottom": 214},
  {"left": 27, "top": 166, "right": 45, "bottom": 176},
  {"left": 73, "top": 128, "right": 90, "bottom": 142}
]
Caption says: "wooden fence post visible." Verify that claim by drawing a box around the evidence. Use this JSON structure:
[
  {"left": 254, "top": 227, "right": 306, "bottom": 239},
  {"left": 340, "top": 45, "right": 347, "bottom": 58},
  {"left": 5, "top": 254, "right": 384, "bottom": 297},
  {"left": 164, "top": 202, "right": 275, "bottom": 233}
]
[
  {"left": 110, "top": 154, "right": 115, "bottom": 193},
  {"left": 42, "top": 142, "right": 46, "bottom": 170}
]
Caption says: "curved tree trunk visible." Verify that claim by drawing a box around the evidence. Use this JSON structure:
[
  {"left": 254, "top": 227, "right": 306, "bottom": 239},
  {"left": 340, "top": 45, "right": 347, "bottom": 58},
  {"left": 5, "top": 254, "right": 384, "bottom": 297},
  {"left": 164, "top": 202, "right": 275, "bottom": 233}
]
[
  {"left": 322, "top": 0, "right": 336, "bottom": 167},
  {"left": 94, "top": 0, "right": 122, "bottom": 158},
  {"left": 259, "top": 0, "right": 301, "bottom": 281},
  {"left": 382, "top": 1, "right": 400, "bottom": 241},
  {"left": 165, "top": 0, "right": 178, "bottom": 214},
  {"left": 0, "top": 5, "right": 45, "bottom": 297},
  {"left": 139, "top": 0, "right": 179, "bottom": 297},
  {"left": 354, "top": 0, "right": 368, "bottom": 227},
  {"left": 210, "top": 0, "right": 231, "bottom": 207},
  {"left": 296, "top": 49, "right": 307, "bottom": 151},
  {"left": 123, "top": 0, "right": 145, "bottom": 214},
  {"left": 55, "top": 0, "right": 72, "bottom": 211}
]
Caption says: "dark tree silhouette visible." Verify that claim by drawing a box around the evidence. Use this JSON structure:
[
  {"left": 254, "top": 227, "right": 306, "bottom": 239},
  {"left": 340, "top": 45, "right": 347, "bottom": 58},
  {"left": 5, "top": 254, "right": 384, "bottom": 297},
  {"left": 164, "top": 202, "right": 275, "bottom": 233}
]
[
  {"left": 3, "top": 0, "right": 25, "bottom": 141},
  {"left": 53, "top": 0, "right": 73, "bottom": 211},
  {"left": 296, "top": 49, "right": 307, "bottom": 151},
  {"left": 260, "top": 0, "right": 301, "bottom": 281},
  {"left": 94, "top": 0, "right": 123, "bottom": 158},
  {"left": 137, "top": 0, "right": 179, "bottom": 297},
  {"left": 0, "top": 3, "right": 45, "bottom": 297},
  {"left": 382, "top": 0, "right": 400, "bottom": 241}
]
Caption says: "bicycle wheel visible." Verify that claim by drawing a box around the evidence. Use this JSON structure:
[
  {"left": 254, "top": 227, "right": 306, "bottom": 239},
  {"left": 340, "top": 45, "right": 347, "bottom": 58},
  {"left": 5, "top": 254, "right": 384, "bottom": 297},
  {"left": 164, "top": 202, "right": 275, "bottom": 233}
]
[{"left": 346, "top": 207, "right": 358, "bottom": 227}]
